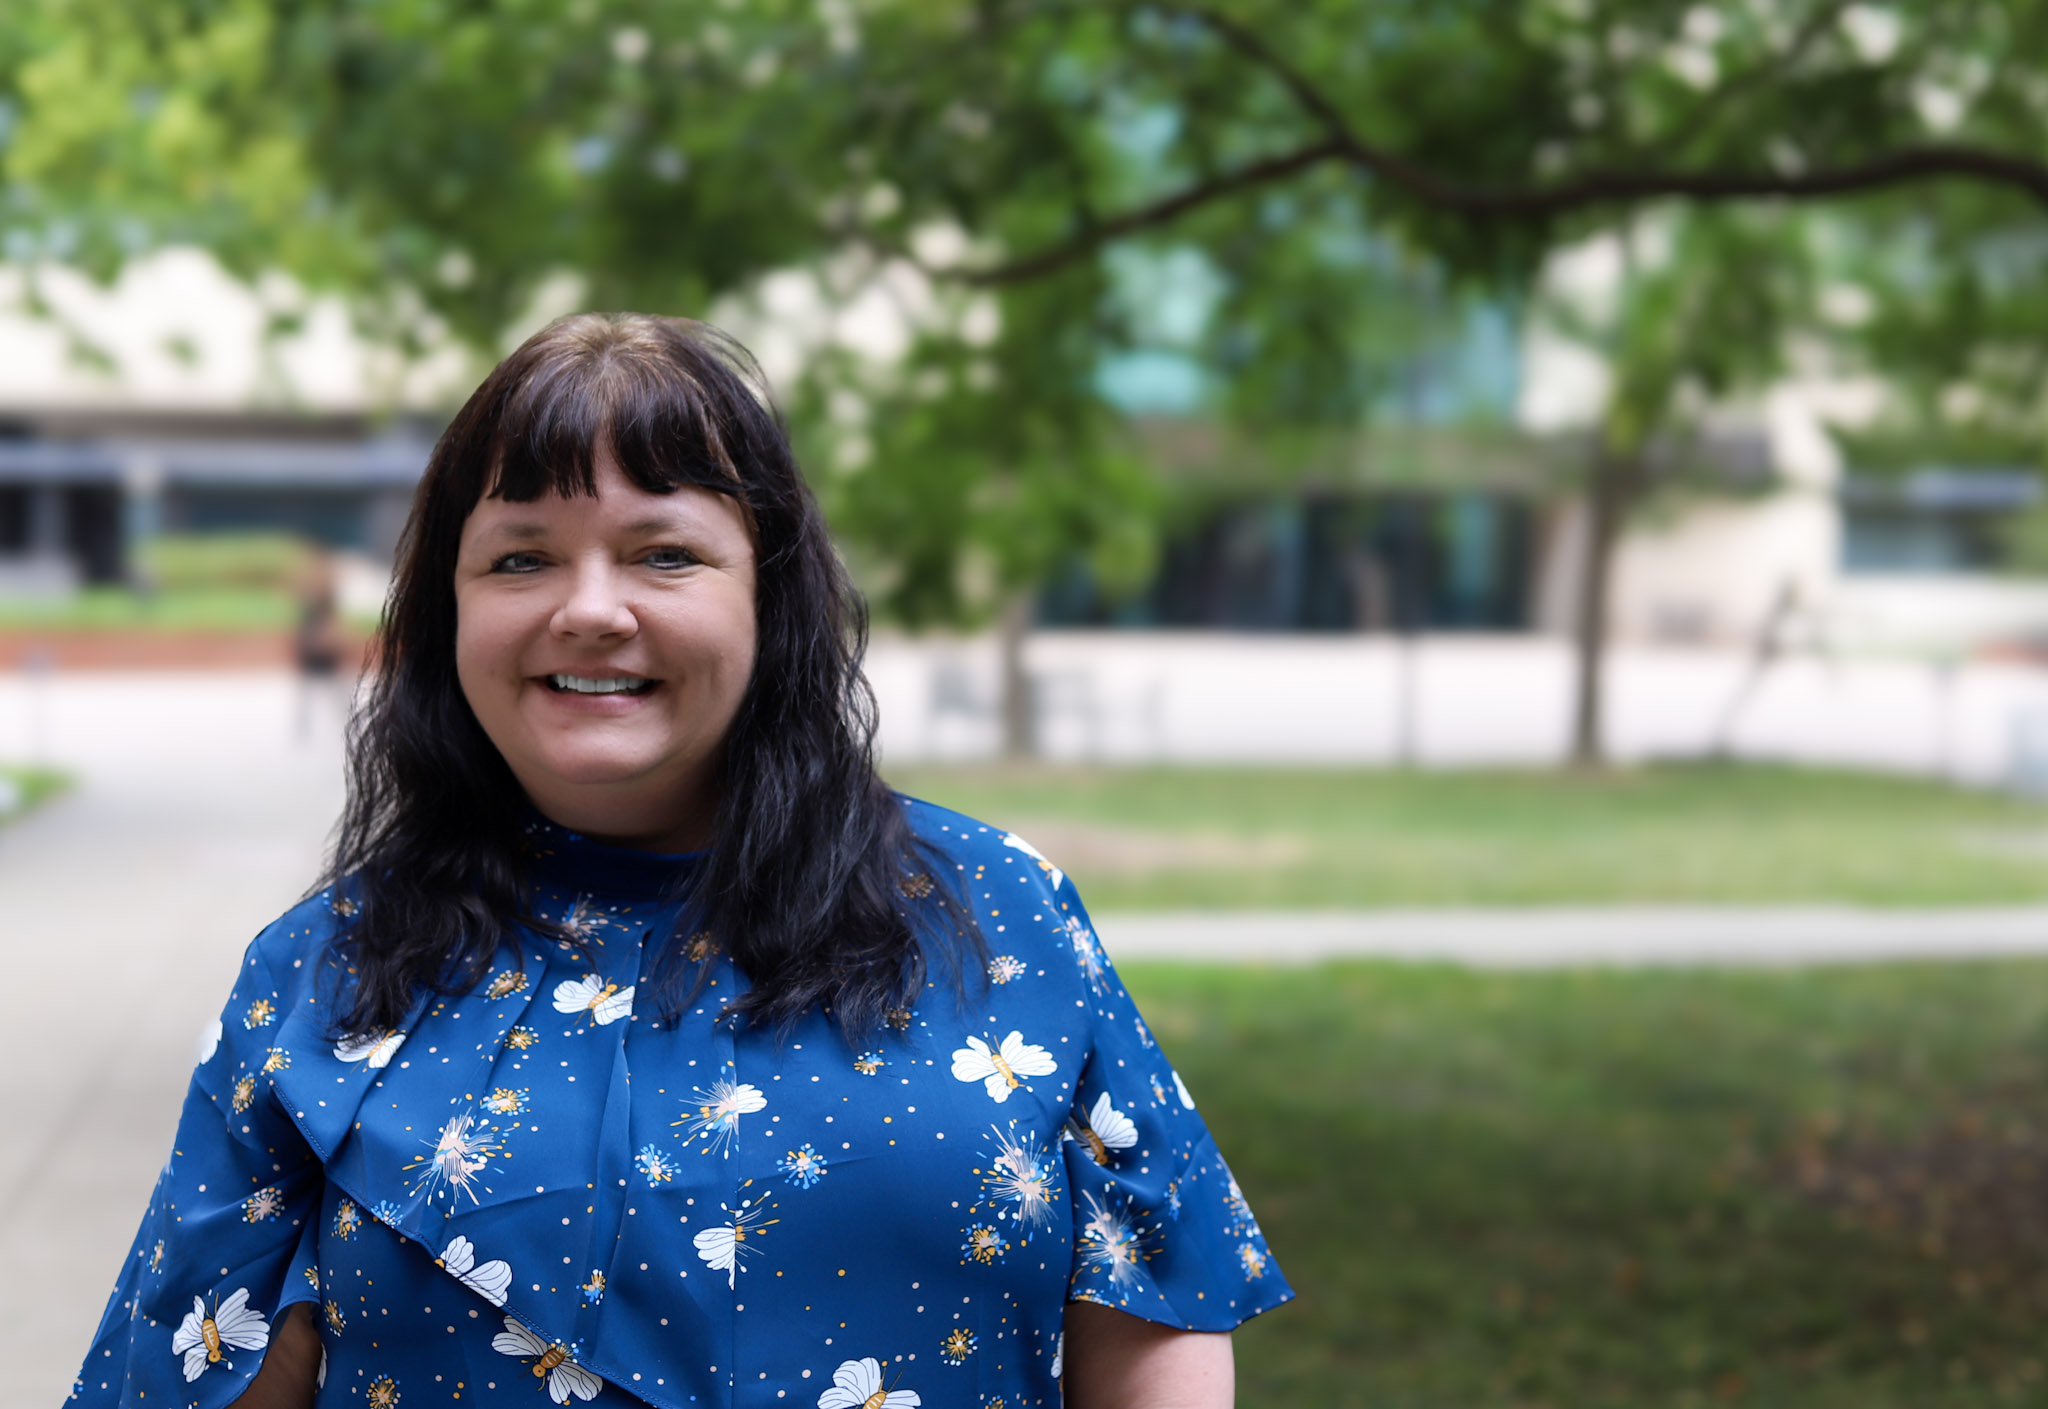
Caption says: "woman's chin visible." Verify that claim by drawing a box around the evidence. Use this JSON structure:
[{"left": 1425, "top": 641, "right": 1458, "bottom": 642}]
[{"left": 516, "top": 754, "right": 712, "bottom": 826}]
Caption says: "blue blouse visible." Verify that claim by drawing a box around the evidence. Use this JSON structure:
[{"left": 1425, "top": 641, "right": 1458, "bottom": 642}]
[{"left": 72, "top": 798, "right": 1292, "bottom": 1408}]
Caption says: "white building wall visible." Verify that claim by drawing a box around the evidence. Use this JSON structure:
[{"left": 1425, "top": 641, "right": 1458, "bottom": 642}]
[
  {"left": 857, "top": 632, "right": 2048, "bottom": 785},
  {"left": 1610, "top": 490, "right": 1840, "bottom": 644},
  {"left": 1827, "top": 577, "right": 2048, "bottom": 653}
]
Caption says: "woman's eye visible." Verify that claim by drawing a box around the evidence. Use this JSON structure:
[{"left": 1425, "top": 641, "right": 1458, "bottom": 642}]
[
  {"left": 490, "top": 552, "right": 544, "bottom": 574},
  {"left": 644, "top": 546, "right": 699, "bottom": 570}
]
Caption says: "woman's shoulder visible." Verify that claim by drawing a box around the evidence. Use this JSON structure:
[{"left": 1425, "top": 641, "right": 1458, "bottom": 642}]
[
  {"left": 241, "top": 882, "right": 358, "bottom": 984},
  {"left": 894, "top": 792, "right": 1104, "bottom": 984},
  {"left": 894, "top": 792, "right": 1075, "bottom": 895}
]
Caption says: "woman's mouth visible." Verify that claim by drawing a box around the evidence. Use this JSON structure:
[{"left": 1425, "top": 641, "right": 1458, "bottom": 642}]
[{"left": 545, "top": 674, "right": 656, "bottom": 696}]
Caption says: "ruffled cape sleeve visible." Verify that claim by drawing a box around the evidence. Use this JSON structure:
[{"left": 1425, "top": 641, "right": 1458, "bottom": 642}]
[
  {"left": 1049, "top": 875, "right": 1296, "bottom": 1331},
  {"left": 71, "top": 908, "right": 330, "bottom": 1406}
]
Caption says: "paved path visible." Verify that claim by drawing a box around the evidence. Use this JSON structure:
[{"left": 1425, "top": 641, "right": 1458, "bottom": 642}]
[
  {"left": 6, "top": 672, "right": 2048, "bottom": 1401},
  {"left": 0, "top": 674, "right": 345, "bottom": 1403},
  {"left": 1094, "top": 907, "right": 2048, "bottom": 966}
]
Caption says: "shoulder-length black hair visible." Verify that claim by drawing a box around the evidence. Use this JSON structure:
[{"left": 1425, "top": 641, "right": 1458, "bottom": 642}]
[{"left": 325, "top": 312, "right": 975, "bottom": 1040}]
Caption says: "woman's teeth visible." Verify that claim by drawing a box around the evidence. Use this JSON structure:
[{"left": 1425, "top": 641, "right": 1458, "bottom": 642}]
[{"left": 547, "top": 674, "right": 654, "bottom": 695}]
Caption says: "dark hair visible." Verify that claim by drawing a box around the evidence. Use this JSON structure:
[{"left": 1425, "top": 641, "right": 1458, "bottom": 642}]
[{"left": 324, "top": 312, "right": 977, "bottom": 1040}]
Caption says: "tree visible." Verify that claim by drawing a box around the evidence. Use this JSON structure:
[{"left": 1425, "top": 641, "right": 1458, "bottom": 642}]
[
  {"left": 836, "top": 0, "right": 2048, "bottom": 763},
  {"left": 9, "top": 0, "right": 2048, "bottom": 760},
  {"left": 2, "top": 0, "right": 1186, "bottom": 754},
  {"left": 1540, "top": 210, "right": 1815, "bottom": 762}
]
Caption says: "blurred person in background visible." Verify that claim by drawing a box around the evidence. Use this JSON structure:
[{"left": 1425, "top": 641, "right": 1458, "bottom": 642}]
[
  {"left": 293, "top": 543, "right": 350, "bottom": 742},
  {"left": 70, "top": 314, "right": 1289, "bottom": 1409}
]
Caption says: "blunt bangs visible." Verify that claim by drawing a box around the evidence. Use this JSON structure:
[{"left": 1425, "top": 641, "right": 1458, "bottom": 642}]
[{"left": 480, "top": 314, "right": 766, "bottom": 508}]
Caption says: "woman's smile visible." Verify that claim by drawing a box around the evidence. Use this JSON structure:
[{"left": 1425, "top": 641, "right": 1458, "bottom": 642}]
[
  {"left": 544, "top": 673, "right": 656, "bottom": 696},
  {"left": 533, "top": 670, "right": 663, "bottom": 711}
]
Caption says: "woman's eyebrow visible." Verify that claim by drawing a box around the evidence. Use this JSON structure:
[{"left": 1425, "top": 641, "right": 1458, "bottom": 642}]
[{"left": 476, "top": 519, "right": 552, "bottom": 542}]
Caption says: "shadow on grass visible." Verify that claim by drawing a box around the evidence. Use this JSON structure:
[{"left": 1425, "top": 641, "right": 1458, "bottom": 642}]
[{"left": 1127, "top": 959, "right": 2048, "bottom": 1408}]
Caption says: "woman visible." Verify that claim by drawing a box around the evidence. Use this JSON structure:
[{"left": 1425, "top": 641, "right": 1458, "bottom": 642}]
[{"left": 73, "top": 314, "right": 1291, "bottom": 1409}]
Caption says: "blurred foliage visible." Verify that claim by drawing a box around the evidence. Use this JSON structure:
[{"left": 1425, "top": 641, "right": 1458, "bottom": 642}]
[
  {"left": 1558, "top": 210, "right": 1814, "bottom": 471},
  {"left": 1829, "top": 201, "right": 2048, "bottom": 474},
  {"left": 886, "top": 762, "right": 2048, "bottom": 907},
  {"left": 1150, "top": 956, "right": 2048, "bottom": 1406},
  {"left": 3, "top": 0, "right": 2047, "bottom": 626},
  {"left": 0, "top": 763, "right": 68, "bottom": 821}
]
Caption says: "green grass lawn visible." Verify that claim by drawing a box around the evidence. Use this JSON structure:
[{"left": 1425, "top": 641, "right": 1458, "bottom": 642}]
[
  {"left": 885, "top": 764, "right": 2048, "bottom": 907},
  {"left": 0, "top": 583, "right": 300, "bottom": 630},
  {"left": 1140, "top": 958, "right": 2048, "bottom": 1408},
  {"left": 0, "top": 764, "right": 69, "bottom": 821}
]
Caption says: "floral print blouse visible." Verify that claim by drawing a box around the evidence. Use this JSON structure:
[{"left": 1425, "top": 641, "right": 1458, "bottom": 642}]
[{"left": 72, "top": 798, "right": 1292, "bottom": 1408}]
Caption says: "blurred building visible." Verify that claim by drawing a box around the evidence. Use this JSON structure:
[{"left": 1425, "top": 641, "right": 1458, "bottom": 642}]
[
  {"left": 0, "top": 252, "right": 450, "bottom": 591},
  {"left": 2, "top": 244, "right": 2046, "bottom": 659},
  {"left": 0, "top": 411, "right": 432, "bottom": 589}
]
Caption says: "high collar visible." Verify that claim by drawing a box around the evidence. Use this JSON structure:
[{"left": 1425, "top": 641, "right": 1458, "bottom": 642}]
[{"left": 518, "top": 810, "right": 708, "bottom": 901}]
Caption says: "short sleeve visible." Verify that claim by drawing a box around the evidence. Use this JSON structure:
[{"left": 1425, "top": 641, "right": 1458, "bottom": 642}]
[
  {"left": 1055, "top": 883, "right": 1294, "bottom": 1332},
  {"left": 71, "top": 929, "right": 325, "bottom": 1406}
]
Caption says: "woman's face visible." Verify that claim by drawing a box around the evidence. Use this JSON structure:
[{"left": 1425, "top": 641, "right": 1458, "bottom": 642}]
[{"left": 453, "top": 453, "right": 758, "bottom": 851}]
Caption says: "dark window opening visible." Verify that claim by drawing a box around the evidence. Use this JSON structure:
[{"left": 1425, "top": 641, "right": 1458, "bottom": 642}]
[{"left": 1038, "top": 491, "right": 1531, "bottom": 631}]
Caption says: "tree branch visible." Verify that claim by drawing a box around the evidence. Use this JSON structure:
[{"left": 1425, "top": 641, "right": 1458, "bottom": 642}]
[
  {"left": 1165, "top": 3, "right": 1362, "bottom": 151},
  {"left": 958, "top": 139, "right": 2048, "bottom": 286},
  {"left": 960, "top": 139, "right": 1346, "bottom": 284},
  {"left": 936, "top": 0, "right": 2048, "bottom": 286}
]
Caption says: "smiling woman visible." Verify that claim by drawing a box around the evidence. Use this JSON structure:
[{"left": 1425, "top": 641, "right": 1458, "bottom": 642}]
[{"left": 71, "top": 315, "right": 1289, "bottom": 1409}]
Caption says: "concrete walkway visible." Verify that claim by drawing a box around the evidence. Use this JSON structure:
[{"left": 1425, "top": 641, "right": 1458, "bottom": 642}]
[
  {"left": 1095, "top": 907, "right": 2048, "bottom": 966},
  {"left": 0, "top": 674, "right": 345, "bottom": 1403},
  {"left": 6, "top": 672, "right": 2048, "bottom": 1402}
]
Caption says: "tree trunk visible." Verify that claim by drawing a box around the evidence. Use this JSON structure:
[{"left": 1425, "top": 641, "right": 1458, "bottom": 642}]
[
  {"left": 1569, "top": 446, "right": 1639, "bottom": 769},
  {"left": 997, "top": 591, "right": 1035, "bottom": 761}
]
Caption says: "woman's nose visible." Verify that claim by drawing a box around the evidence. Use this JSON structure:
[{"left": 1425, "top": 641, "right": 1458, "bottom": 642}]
[{"left": 551, "top": 560, "right": 638, "bottom": 639}]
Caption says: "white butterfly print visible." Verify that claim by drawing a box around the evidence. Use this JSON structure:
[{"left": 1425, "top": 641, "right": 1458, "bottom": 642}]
[
  {"left": 438, "top": 1235, "right": 512, "bottom": 1306},
  {"left": 197, "top": 1018, "right": 222, "bottom": 1065},
  {"left": 491, "top": 1317, "right": 604, "bottom": 1403},
  {"left": 816, "top": 1356, "right": 921, "bottom": 1408},
  {"left": 333, "top": 1028, "right": 405, "bottom": 1068},
  {"left": 551, "top": 973, "right": 635, "bottom": 1026},
  {"left": 1067, "top": 1091, "right": 1139, "bottom": 1165},
  {"left": 950, "top": 1031, "right": 1057, "bottom": 1102},
  {"left": 692, "top": 1186, "right": 779, "bottom": 1288},
  {"left": 1172, "top": 1069, "right": 1197, "bottom": 1109},
  {"left": 1001, "top": 832, "right": 1065, "bottom": 891},
  {"left": 170, "top": 1287, "right": 269, "bottom": 1382}
]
